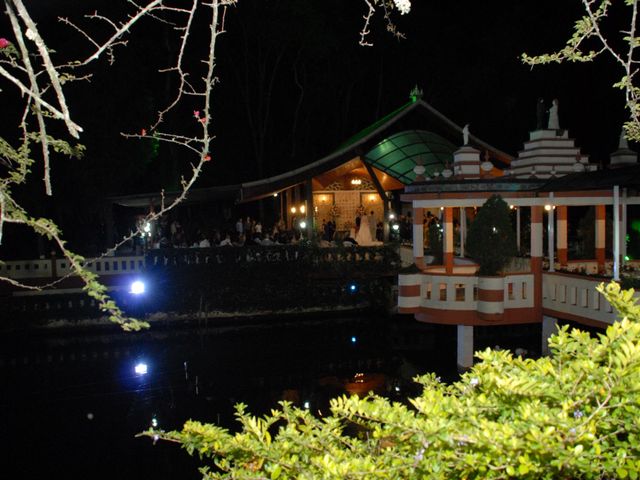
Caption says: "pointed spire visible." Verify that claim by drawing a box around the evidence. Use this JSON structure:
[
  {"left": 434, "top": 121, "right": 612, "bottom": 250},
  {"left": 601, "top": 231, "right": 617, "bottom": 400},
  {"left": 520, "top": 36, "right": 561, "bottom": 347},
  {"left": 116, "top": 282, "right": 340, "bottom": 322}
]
[
  {"left": 619, "top": 128, "right": 629, "bottom": 150},
  {"left": 410, "top": 85, "right": 423, "bottom": 102}
]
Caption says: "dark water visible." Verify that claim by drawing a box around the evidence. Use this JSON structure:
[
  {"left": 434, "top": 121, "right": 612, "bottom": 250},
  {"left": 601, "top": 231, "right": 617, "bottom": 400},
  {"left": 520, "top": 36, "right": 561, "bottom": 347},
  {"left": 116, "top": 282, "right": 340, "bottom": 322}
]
[{"left": 1, "top": 314, "right": 462, "bottom": 480}]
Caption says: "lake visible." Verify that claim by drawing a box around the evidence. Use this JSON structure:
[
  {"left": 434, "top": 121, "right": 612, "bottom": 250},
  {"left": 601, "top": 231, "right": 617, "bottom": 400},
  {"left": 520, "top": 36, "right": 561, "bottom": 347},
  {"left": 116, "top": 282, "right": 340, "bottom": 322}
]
[{"left": 2, "top": 313, "right": 462, "bottom": 480}]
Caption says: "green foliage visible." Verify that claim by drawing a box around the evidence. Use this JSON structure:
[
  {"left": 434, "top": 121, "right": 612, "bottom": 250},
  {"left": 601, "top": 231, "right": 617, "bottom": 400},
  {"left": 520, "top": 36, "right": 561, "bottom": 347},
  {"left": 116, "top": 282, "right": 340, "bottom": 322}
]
[
  {"left": 145, "top": 282, "right": 640, "bottom": 479},
  {"left": 465, "top": 195, "right": 517, "bottom": 276}
]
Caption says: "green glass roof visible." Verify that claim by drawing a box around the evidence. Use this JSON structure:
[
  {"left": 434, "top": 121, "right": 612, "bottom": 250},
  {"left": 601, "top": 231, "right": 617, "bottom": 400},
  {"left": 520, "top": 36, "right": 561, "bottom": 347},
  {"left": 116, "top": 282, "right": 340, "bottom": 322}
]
[{"left": 364, "top": 129, "right": 456, "bottom": 184}]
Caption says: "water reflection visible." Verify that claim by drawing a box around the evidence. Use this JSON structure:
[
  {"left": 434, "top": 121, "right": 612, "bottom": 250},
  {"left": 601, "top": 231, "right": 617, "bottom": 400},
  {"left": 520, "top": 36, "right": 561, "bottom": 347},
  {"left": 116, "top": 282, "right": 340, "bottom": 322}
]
[{"left": 2, "top": 314, "right": 461, "bottom": 480}]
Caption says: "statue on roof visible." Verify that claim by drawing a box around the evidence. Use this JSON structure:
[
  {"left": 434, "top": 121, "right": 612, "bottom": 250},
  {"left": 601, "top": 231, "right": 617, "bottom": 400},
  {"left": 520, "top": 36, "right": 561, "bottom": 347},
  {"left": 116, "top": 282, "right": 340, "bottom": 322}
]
[
  {"left": 463, "top": 123, "right": 470, "bottom": 145},
  {"left": 536, "top": 98, "right": 545, "bottom": 130},
  {"left": 548, "top": 98, "right": 560, "bottom": 130}
]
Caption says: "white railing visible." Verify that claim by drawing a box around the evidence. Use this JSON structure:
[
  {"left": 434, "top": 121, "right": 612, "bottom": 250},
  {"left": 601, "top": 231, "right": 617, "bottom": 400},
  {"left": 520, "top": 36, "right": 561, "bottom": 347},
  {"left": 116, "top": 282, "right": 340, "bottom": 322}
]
[
  {"left": 0, "top": 259, "right": 52, "bottom": 280},
  {"left": 55, "top": 256, "right": 145, "bottom": 277},
  {"left": 542, "top": 272, "right": 635, "bottom": 325},
  {"left": 1, "top": 255, "right": 145, "bottom": 280},
  {"left": 419, "top": 273, "right": 534, "bottom": 311}
]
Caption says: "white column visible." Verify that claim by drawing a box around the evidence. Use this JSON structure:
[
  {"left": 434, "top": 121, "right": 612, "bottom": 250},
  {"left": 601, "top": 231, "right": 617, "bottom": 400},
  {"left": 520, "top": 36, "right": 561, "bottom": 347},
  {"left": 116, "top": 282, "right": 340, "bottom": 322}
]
[
  {"left": 622, "top": 188, "right": 628, "bottom": 262},
  {"left": 548, "top": 205, "right": 555, "bottom": 272},
  {"left": 541, "top": 315, "right": 558, "bottom": 356},
  {"left": 459, "top": 207, "right": 466, "bottom": 257},
  {"left": 457, "top": 325, "right": 474, "bottom": 370},
  {"left": 613, "top": 185, "right": 620, "bottom": 281},
  {"left": 516, "top": 207, "right": 521, "bottom": 252}
]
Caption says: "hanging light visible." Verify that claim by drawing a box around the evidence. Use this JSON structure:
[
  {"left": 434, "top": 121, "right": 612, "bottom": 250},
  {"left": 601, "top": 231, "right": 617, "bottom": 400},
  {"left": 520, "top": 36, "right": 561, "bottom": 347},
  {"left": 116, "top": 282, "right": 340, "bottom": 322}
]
[
  {"left": 291, "top": 206, "right": 297, "bottom": 214},
  {"left": 300, "top": 205, "right": 306, "bottom": 214}
]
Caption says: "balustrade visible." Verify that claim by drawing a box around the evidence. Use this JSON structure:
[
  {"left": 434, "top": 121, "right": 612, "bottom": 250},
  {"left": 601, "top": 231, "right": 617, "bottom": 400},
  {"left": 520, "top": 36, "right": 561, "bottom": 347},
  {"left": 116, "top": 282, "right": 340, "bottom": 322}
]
[{"left": 542, "top": 272, "right": 634, "bottom": 325}]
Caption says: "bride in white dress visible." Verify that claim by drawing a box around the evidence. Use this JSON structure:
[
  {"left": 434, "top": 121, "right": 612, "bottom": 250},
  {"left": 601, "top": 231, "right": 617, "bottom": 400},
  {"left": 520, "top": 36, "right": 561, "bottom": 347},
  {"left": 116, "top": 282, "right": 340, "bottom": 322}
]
[{"left": 355, "top": 215, "right": 375, "bottom": 246}]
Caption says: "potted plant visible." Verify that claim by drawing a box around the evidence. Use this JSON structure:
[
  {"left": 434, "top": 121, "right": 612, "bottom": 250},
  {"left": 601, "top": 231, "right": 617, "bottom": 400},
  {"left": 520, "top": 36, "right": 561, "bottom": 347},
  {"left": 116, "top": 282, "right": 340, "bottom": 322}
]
[{"left": 465, "top": 195, "right": 517, "bottom": 320}]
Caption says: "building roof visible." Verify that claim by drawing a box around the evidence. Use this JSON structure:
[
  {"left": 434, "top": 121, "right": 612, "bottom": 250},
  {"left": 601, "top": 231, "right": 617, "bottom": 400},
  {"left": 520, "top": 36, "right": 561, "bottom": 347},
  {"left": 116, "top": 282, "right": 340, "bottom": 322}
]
[
  {"left": 538, "top": 164, "right": 640, "bottom": 191},
  {"left": 108, "top": 184, "right": 240, "bottom": 208},
  {"left": 238, "top": 98, "right": 513, "bottom": 203},
  {"left": 365, "top": 129, "right": 458, "bottom": 184}
]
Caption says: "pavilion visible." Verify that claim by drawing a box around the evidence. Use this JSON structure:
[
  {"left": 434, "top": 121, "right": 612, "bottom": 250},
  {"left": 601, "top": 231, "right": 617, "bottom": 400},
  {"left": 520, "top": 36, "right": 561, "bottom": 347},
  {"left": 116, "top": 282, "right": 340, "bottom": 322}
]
[
  {"left": 397, "top": 109, "right": 640, "bottom": 369},
  {"left": 237, "top": 88, "right": 512, "bottom": 240}
]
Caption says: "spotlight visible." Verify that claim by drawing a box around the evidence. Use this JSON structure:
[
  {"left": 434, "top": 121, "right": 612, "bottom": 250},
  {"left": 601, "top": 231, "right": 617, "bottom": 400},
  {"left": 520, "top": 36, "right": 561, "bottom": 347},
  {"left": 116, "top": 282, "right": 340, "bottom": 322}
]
[
  {"left": 300, "top": 221, "right": 307, "bottom": 229},
  {"left": 348, "top": 283, "right": 358, "bottom": 293},
  {"left": 351, "top": 336, "right": 357, "bottom": 344},
  {"left": 134, "top": 362, "right": 148, "bottom": 376},
  {"left": 392, "top": 224, "right": 400, "bottom": 231},
  {"left": 130, "top": 280, "right": 145, "bottom": 295}
]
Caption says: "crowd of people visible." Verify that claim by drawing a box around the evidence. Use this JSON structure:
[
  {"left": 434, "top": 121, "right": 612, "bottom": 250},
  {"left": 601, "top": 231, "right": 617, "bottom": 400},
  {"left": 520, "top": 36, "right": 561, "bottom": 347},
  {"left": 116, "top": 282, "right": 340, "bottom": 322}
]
[
  {"left": 147, "top": 216, "right": 304, "bottom": 250},
  {"left": 139, "top": 210, "right": 398, "bottom": 251}
]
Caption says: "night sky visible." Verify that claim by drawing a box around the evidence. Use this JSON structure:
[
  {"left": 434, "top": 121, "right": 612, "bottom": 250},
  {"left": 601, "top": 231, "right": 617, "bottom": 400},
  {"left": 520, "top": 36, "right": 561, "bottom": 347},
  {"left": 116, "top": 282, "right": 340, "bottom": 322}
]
[{"left": 1, "top": 0, "right": 631, "bottom": 256}]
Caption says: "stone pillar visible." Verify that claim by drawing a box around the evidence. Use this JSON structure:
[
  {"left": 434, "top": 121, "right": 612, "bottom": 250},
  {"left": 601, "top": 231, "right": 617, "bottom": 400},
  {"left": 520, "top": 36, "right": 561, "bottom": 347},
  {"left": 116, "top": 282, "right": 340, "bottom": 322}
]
[
  {"left": 444, "top": 207, "right": 454, "bottom": 273},
  {"left": 595, "top": 204, "right": 606, "bottom": 273},
  {"left": 531, "top": 206, "right": 543, "bottom": 322},
  {"left": 305, "top": 179, "right": 314, "bottom": 240},
  {"left": 457, "top": 324, "right": 474, "bottom": 371},
  {"left": 541, "top": 315, "right": 558, "bottom": 356},
  {"left": 413, "top": 207, "right": 424, "bottom": 269},
  {"left": 383, "top": 194, "right": 390, "bottom": 243},
  {"left": 556, "top": 206, "right": 568, "bottom": 266},
  {"left": 286, "top": 188, "right": 293, "bottom": 229}
]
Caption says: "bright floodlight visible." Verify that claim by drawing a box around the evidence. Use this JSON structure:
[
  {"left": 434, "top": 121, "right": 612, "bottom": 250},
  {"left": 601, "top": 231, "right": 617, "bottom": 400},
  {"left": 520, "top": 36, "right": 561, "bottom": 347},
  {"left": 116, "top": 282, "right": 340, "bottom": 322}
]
[
  {"left": 130, "top": 280, "right": 145, "bottom": 295},
  {"left": 392, "top": 224, "right": 400, "bottom": 231},
  {"left": 300, "top": 221, "right": 307, "bottom": 229},
  {"left": 134, "top": 362, "right": 148, "bottom": 375},
  {"left": 351, "top": 336, "right": 357, "bottom": 344}
]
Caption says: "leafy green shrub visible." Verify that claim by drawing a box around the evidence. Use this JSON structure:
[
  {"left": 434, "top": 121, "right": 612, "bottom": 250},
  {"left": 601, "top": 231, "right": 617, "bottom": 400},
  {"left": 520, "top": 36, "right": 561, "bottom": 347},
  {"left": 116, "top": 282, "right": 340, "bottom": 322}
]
[
  {"left": 144, "top": 282, "right": 640, "bottom": 479},
  {"left": 466, "top": 194, "right": 517, "bottom": 275}
]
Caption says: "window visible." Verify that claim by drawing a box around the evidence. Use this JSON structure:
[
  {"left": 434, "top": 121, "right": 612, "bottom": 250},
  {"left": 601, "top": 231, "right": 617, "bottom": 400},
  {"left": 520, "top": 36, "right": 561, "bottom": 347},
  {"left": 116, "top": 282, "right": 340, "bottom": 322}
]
[
  {"left": 439, "top": 283, "right": 447, "bottom": 301},
  {"left": 455, "top": 283, "right": 465, "bottom": 301}
]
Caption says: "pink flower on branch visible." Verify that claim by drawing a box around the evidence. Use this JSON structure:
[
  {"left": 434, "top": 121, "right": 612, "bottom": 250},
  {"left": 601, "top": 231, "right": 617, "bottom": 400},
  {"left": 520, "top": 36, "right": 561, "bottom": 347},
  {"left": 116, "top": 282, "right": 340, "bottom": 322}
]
[{"left": 0, "top": 38, "right": 10, "bottom": 49}]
